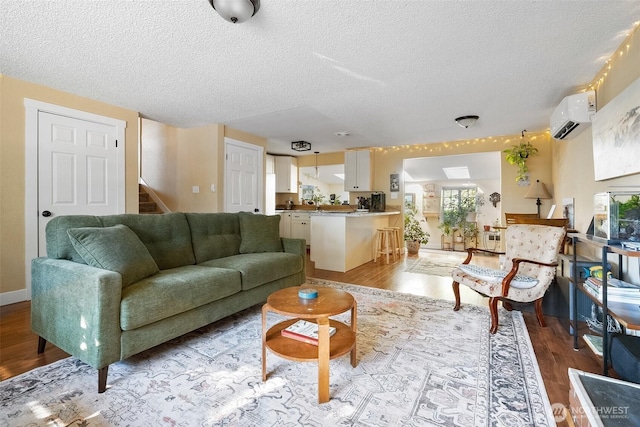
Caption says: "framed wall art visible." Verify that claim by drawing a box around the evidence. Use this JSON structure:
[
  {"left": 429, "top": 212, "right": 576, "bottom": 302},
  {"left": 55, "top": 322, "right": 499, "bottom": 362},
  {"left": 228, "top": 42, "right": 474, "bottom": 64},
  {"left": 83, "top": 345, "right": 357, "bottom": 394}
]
[{"left": 592, "top": 76, "right": 640, "bottom": 181}]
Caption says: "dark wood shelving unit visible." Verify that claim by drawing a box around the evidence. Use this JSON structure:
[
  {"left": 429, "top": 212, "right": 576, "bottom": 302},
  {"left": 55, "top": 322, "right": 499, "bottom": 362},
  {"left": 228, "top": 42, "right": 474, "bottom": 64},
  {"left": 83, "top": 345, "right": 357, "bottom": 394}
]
[{"left": 569, "top": 233, "right": 640, "bottom": 376}]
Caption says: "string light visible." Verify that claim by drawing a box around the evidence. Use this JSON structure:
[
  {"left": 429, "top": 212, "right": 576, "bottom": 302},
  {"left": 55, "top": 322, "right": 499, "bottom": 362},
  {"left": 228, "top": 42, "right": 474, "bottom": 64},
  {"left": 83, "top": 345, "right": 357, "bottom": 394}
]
[
  {"left": 372, "top": 130, "right": 549, "bottom": 155},
  {"left": 586, "top": 21, "right": 639, "bottom": 92}
]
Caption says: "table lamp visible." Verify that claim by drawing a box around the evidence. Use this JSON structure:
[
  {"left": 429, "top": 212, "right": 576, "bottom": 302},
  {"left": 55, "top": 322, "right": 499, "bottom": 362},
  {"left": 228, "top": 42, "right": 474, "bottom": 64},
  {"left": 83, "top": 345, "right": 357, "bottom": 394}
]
[{"left": 524, "top": 180, "right": 552, "bottom": 218}]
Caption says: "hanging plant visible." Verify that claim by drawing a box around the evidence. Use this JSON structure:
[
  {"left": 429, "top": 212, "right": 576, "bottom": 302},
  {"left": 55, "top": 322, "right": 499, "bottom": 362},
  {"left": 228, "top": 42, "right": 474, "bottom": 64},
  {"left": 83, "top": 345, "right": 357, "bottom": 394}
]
[{"left": 504, "top": 130, "right": 539, "bottom": 182}]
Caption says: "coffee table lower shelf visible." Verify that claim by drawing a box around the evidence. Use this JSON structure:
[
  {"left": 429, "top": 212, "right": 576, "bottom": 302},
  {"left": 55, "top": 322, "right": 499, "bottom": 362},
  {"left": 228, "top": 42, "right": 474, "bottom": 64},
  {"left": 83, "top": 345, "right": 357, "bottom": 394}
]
[
  {"left": 265, "top": 318, "right": 355, "bottom": 361},
  {"left": 262, "top": 318, "right": 356, "bottom": 403}
]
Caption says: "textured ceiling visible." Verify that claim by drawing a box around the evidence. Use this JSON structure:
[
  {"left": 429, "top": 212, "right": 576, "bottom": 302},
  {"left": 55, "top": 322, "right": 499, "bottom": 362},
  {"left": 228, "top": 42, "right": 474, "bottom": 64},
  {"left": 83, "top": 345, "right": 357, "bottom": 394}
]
[{"left": 2, "top": 0, "right": 639, "bottom": 157}]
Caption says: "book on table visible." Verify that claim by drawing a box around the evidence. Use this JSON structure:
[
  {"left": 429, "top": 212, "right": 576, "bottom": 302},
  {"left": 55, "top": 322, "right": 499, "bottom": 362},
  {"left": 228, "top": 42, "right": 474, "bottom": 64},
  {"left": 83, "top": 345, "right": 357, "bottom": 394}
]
[{"left": 281, "top": 319, "right": 337, "bottom": 346}]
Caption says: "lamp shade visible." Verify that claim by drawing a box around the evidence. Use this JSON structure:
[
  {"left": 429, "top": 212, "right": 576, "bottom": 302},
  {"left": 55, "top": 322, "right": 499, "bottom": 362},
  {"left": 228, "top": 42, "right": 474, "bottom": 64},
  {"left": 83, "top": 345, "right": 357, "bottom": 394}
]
[
  {"left": 524, "top": 180, "right": 552, "bottom": 200},
  {"left": 210, "top": 0, "right": 260, "bottom": 24}
]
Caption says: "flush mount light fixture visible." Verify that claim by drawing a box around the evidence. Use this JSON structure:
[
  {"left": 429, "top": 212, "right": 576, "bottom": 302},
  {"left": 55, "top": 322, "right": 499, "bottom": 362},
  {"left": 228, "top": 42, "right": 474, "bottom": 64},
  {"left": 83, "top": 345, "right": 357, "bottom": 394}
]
[
  {"left": 455, "top": 115, "right": 480, "bottom": 128},
  {"left": 209, "top": 0, "right": 260, "bottom": 24},
  {"left": 291, "top": 141, "right": 311, "bottom": 152}
]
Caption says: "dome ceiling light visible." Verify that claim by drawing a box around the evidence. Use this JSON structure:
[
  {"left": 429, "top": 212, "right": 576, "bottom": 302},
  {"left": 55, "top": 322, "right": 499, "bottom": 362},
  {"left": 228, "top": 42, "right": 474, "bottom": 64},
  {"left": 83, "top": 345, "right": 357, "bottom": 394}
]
[
  {"left": 455, "top": 115, "right": 480, "bottom": 128},
  {"left": 209, "top": 0, "right": 260, "bottom": 24}
]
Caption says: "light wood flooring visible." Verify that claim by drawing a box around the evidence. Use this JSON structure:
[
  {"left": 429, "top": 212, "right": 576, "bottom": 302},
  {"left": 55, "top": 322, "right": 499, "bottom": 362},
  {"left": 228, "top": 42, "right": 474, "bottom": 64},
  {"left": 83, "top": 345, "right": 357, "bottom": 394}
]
[{"left": 1, "top": 249, "right": 605, "bottom": 426}]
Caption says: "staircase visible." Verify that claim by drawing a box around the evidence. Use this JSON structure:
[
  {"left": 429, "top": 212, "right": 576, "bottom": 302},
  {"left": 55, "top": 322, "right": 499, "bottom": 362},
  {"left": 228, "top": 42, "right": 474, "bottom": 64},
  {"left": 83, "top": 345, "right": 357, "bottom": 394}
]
[{"left": 139, "top": 185, "right": 162, "bottom": 214}]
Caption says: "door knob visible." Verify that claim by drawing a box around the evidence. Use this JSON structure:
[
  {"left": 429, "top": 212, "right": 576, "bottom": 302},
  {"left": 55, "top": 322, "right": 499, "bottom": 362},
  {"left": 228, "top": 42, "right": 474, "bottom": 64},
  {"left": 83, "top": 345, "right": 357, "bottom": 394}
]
[{"left": 42, "top": 210, "right": 52, "bottom": 217}]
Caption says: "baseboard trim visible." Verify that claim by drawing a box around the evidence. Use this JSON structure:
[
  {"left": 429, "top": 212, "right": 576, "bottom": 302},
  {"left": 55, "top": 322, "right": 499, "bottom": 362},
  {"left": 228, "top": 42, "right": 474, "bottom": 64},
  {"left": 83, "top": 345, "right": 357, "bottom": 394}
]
[{"left": 0, "top": 289, "right": 29, "bottom": 306}]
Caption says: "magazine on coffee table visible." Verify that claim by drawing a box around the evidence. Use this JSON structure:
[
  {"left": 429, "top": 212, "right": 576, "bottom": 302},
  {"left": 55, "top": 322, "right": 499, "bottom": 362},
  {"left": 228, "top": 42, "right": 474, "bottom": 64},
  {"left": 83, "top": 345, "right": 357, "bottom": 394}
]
[{"left": 281, "top": 319, "right": 336, "bottom": 346}]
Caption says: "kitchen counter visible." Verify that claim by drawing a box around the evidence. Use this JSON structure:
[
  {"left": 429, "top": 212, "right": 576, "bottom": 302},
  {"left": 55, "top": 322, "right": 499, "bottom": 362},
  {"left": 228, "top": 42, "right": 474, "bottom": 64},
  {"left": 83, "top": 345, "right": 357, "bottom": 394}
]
[{"left": 310, "top": 211, "right": 401, "bottom": 272}]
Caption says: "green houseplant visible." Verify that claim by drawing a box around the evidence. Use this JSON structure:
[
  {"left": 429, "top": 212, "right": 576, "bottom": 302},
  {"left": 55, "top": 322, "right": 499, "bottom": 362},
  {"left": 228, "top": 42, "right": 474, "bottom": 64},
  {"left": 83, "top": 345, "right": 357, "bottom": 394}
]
[
  {"left": 404, "top": 206, "right": 430, "bottom": 254},
  {"left": 504, "top": 131, "right": 539, "bottom": 182}
]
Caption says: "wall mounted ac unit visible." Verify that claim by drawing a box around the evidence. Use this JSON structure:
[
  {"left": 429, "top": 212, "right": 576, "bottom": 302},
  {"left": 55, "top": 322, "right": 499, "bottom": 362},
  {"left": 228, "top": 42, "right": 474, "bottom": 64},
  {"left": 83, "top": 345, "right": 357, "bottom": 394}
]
[{"left": 550, "top": 91, "right": 596, "bottom": 140}]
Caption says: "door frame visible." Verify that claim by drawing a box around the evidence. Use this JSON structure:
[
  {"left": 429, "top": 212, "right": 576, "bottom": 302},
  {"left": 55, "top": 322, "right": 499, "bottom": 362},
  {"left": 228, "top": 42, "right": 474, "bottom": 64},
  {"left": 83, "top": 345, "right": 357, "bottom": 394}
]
[
  {"left": 223, "top": 137, "right": 264, "bottom": 213},
  {"left": 24, "top": 99, "right": 126, "bottom": 300}
]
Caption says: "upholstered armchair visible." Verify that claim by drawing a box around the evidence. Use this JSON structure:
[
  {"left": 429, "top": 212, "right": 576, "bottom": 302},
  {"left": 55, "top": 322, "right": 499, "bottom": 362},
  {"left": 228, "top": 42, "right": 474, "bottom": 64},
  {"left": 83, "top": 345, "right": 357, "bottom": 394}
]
[{"left": 451, "top": 224, "right": 566, "bottom": 333}]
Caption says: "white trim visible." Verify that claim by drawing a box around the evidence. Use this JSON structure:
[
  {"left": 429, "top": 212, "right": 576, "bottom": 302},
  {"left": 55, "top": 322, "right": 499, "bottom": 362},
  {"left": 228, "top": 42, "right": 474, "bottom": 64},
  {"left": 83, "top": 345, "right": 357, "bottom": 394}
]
[
  {"left": 224, "top": 138, "right": 265, "bottom": 213},
  {"left": 24, "top": 99, "right": 127, "bottom": 300},
  {"left": 0, "top": 289, "right": 29, "bottom": 306}
]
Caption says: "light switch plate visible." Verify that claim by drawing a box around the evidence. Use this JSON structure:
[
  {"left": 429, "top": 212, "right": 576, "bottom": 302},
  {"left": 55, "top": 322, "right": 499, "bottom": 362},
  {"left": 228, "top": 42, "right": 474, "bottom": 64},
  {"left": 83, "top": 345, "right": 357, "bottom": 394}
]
[{"left": 192, "top": 186, "right": 200, "bottom": 194}]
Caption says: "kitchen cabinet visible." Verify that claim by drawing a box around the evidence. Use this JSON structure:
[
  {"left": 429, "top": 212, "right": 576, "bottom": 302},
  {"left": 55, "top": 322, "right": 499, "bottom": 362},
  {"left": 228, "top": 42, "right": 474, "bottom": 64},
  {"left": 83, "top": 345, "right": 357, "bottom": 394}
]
[
  {"left": 266, "top": 154, "right": 275, "bottom": 174},
  {"left": 290, "top": 212, "right": 311, "bottom": 244},
  {"left": 344, "top": 150, "right": 372, "bottom": 191},
  {"left": 279, "top": 212, "right": 291, "bottom": 238},
  {"left": 275, "top": 156, "right": 298, "bottom": 193}
]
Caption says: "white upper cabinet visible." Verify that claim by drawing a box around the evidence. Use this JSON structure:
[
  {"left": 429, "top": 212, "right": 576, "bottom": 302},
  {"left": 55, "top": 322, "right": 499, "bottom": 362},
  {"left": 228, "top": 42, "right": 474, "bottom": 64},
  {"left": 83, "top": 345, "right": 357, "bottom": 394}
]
[
  {"left": 344, "top": 150, "right": 372, "bottom": 191},
  {"left": 274, "top": 156, "right": 298, "bottom": 193},
  {"left": 266, "top": 154, "right": 275, "bottom": 174}
]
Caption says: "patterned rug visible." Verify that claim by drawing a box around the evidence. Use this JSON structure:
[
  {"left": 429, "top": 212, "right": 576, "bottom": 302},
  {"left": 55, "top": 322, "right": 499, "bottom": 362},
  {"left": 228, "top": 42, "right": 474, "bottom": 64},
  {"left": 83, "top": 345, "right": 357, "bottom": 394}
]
[
  {"left": 404, "top": 257, "right": 463, "bottom": 277},
  {"left": 1, "top": 280, "right": 554, "bottom": 426}
]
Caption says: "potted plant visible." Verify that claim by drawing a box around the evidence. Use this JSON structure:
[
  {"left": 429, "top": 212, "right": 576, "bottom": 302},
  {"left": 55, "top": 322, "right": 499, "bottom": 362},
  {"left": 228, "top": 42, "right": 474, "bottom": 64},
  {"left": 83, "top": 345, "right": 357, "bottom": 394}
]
[
  {"left": 404, "top": 206, "right": 430, "bottom": 254},
  {"left": 438, "top": 207, "right": 457, "bottom": 250},
  {"left": 504, "top": 131, "right": 539, "bottom": 182}
]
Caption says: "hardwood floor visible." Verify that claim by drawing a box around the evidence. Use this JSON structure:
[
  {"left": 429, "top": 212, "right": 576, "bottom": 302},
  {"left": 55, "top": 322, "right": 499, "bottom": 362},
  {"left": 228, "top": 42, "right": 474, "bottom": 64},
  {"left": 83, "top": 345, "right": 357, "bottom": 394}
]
[{"left": 1, "top": 249, "right": 604, "bottom": 426}]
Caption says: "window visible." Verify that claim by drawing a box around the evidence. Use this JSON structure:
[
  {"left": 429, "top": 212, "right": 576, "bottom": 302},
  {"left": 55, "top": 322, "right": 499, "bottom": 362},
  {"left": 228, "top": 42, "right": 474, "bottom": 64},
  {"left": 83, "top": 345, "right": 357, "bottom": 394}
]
[{"left": 441, "top": 186, "right": 478, "bottom": 217}]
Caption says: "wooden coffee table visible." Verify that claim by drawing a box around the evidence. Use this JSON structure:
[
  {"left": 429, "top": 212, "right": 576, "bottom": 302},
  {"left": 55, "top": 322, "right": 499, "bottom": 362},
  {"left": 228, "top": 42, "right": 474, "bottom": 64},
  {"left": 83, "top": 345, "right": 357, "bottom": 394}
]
[{"left": 261, "top": 285, "right": 357, "bottom": 403}]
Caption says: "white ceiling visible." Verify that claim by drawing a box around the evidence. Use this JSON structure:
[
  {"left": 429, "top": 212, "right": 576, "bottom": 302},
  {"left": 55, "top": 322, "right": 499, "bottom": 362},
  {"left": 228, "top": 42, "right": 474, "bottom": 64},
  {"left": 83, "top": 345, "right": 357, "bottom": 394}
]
[{"left": 2, "top": 1, "right": 639, "bottom": 157}]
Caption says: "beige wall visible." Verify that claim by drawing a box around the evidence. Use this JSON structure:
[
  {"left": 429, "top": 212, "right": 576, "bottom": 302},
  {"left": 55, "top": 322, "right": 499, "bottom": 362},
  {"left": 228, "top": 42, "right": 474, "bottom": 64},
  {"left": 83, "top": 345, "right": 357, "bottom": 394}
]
[
  {"left": 0, "top": 75, "right": 139, "bottom": 297},
  {"left": 553, "top": 27, "right": 640, "bottom": 235},
  {"left": 140, "top": 119, "right": 266, "bottom": 214}
]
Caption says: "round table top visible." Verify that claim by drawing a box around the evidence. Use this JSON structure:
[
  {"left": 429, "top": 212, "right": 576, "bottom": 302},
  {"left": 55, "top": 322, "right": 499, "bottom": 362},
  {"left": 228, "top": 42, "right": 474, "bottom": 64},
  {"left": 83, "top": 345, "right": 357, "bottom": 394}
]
[{"left": 266, "top": 286, "right": 354, "bottom": 317}]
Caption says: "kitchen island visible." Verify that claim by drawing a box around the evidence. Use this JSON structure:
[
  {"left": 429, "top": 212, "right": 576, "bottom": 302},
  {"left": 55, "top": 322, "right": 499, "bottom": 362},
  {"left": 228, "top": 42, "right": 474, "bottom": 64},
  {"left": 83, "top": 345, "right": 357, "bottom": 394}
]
[{"left": 309, "top": 211, "right": 401, "bottom": 272}]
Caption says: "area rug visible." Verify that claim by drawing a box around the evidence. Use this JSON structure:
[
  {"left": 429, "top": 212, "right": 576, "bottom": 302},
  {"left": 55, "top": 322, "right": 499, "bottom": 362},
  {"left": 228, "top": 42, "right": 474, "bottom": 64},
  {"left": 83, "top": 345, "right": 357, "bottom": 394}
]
[
  {"left": 404, "top": 257, "right": 462, "bottom": 277},
  {"left": 0, "top": 280, "right": 554, "bottom": 426}
]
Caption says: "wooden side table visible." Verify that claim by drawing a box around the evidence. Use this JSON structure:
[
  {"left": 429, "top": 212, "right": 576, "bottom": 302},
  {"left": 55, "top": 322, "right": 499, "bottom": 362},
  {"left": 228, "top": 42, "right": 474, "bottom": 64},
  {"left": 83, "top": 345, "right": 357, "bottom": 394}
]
[{"left": 262, "top": 286, "right": 357, "bottom": 403}]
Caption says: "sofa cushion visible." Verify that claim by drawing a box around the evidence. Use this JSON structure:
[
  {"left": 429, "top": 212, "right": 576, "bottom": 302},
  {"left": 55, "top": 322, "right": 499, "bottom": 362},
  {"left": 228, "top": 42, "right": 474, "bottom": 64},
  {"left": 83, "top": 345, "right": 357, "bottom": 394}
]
[
  {"left": 100, "top": 213, "right": 195, "bottom": 270},
  {"left": 238, "top": 213, "right": 283, "bottom": 254},
  {"left": 120, "top": 265, "right": 242, "bottom": 331},
  {"left": 67, "top": 224, "right": 159, "bottom": 287},
  {"left": 185, "top": 213, "right": 242, "bottom": 263},
  {"left": 46, "top": 215, "right": 102, "bottom": 262},
  {"left": 200, "top": 252, "right": 302, "bottom": 291}
]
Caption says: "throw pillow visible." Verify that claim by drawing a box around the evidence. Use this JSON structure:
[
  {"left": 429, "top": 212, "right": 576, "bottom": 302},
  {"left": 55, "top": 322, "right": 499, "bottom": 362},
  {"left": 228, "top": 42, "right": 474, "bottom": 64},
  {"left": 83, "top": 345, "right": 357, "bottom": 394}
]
[
  {"left": 67, "top": 224, "right": 159, "bottom": 287},
  {"left": 238, "top": 213, "right": 283, "bottom": 253},
  {"left": 458, "top": 264, "right": 539, "bottom": 289}
]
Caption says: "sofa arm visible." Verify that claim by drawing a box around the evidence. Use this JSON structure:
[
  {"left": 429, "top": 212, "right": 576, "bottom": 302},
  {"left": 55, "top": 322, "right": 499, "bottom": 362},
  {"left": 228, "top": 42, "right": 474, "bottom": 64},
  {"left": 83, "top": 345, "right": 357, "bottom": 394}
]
[
  {"left": 31, "top": 257, "right": 123, "bottom": 370},
  {"left": 281, "top": 237, "right": 306, "bottom": 256}
]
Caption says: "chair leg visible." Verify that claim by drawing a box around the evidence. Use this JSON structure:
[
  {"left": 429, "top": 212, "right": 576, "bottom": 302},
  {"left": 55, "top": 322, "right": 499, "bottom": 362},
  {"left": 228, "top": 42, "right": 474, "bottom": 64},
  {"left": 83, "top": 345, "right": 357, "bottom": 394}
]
[
  {"left": 37, "top": 336, "right": 47, "bottom": 354},
  {"left": 452, "top": 281, "right": 461, "bottom": 311},
  {"left": 98, "top": 366, "right": 109, "bottom": 393},
  {"left": 503, "top": 301, "right": 513, "bottom": 311},
  {"left": 534, "top": 298, "right": 546, "bottom": 327},
  {"left": 489, "top": 297, "right": 499, "bottom": 334}
]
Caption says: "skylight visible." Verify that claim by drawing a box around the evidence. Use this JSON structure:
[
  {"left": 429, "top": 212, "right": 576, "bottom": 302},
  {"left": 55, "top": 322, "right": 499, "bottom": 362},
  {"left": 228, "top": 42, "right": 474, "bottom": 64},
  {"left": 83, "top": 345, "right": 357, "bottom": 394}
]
[{"left": 442, "top": 167, "right": 470, "bottom": 180}]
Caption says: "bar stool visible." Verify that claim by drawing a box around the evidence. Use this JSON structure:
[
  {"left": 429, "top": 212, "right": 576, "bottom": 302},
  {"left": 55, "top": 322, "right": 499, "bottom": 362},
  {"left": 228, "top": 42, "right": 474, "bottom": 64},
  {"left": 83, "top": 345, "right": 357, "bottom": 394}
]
[
  {"left": 374, "top": 228, "right": 395, "bottom": 264},
  {"left": 387, "top": 227, "right": 404, "bottom": 257}
]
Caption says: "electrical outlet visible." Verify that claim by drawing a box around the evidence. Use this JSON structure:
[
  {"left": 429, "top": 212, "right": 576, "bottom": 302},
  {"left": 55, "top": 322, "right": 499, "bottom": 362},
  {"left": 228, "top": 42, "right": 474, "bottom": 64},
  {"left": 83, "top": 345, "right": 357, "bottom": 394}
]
[{"left": 192, "top": 186, "right": 200, "bottom": 194}]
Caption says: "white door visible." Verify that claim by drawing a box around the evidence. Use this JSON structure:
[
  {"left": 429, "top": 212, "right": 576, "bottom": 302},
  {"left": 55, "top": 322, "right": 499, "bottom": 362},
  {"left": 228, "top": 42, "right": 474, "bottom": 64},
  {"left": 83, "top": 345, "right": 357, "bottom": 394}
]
[
  {"left": 224, "top": 138, "right": 263, "bottom": 213},
  {"left": 37, "top": 112, "right": 121, "bottom": 255}
]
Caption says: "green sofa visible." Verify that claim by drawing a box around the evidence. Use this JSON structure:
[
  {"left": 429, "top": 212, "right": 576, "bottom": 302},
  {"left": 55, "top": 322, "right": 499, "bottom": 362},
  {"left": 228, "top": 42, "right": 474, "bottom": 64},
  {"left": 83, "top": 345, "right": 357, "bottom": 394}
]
[{"left": 31, "top": 212, "right": 306, "bottom": 392}]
